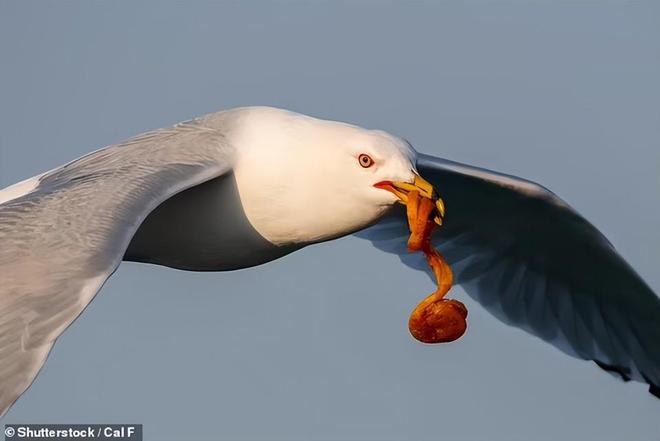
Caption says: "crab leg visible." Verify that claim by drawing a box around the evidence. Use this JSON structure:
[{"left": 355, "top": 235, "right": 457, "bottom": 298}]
[{"left": 404, "top": 189, "right": 468, "bottom": 344}]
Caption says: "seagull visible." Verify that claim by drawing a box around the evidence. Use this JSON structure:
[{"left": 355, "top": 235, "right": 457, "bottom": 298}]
[{"left": 0, "top": 106, "right": 658, "bottom": 415}]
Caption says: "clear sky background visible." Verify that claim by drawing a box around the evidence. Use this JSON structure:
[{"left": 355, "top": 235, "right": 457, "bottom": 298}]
[{"left": 1, "top": 1, "right": 659, "bottom": 440}]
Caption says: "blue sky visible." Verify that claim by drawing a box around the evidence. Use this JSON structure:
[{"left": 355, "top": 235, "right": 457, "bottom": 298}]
[{"left": 1, "top": 1, "right": 659, "bottom": 440}]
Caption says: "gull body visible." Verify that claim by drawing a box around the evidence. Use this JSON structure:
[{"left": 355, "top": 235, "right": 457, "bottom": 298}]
[{"left": 125, "top": 107, "right": 416, "bottom": 270}]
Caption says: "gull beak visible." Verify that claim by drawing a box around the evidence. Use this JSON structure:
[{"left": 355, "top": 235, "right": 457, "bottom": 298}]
[{"left": 374, "top": 173, "right": 446, "bottom": 225}]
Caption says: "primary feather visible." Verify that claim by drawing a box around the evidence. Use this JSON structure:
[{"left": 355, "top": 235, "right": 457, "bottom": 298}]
[{"left": 358, "top": 153, "right": 660, "bottom": 397}]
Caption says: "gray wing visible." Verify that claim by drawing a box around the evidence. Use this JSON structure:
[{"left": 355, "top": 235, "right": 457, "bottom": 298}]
[
  {"left": 357, "top": 153, "right": 660, "bottom": 396},
  {"left": 0, "top": 120, "right": 231, "bottom": 415}
]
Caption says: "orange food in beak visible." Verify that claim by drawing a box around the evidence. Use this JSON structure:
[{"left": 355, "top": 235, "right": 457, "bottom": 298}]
[{"left": 377, "top": 175, "right": 468, "bottom": 344}]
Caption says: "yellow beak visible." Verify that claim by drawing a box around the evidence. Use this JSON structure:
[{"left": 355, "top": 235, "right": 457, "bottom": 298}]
[{"left": 374, "top": 173, "right": 445, "bottom": 225}]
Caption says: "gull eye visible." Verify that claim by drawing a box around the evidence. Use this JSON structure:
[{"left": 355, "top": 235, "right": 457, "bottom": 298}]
[{"left": 358, "top": 153, "right": 375, "bottom": 168}]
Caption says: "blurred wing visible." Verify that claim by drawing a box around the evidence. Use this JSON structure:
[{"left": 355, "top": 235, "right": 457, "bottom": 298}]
[
  {"left": 0, "top": 121, "right": 231, "bottom": 415},
  {"left": 357, "top": 153, "right": 660, "bottom": 396}
]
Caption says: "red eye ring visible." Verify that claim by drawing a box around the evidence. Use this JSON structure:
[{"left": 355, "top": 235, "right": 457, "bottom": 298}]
[{"left": 358, "top": 153, "right": 375, "bottom": 168}]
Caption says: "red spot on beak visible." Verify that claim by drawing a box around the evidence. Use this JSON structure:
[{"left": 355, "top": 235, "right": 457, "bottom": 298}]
[{"left": 373, "top": 181, "right": 394, "bottom": 191}]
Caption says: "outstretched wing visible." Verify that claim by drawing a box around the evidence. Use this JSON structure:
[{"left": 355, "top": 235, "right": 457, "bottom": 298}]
[
  {"left": 357, "top": 153, "right": 660, "bottom": 396},
  {"left": 0, "top": 119, "right": 231, "bottom": 415}
]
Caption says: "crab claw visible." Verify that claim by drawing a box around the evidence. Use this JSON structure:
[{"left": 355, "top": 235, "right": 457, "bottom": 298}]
[{"left": 373, "top": 172, "right": 445, "bottom": 225}]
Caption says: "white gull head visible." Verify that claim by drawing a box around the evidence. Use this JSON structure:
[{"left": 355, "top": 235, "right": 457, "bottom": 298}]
[{"left": 220, "top": 107, "right": 419, "bottom": 245}]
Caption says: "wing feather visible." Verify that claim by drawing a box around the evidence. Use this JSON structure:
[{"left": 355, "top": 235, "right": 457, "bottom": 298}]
[
  {"left": 0, "top": 118, "right": 231, "bottom": 415},
  {"left": 357, "top": 153, "right": 660, "bottom": 396}
]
